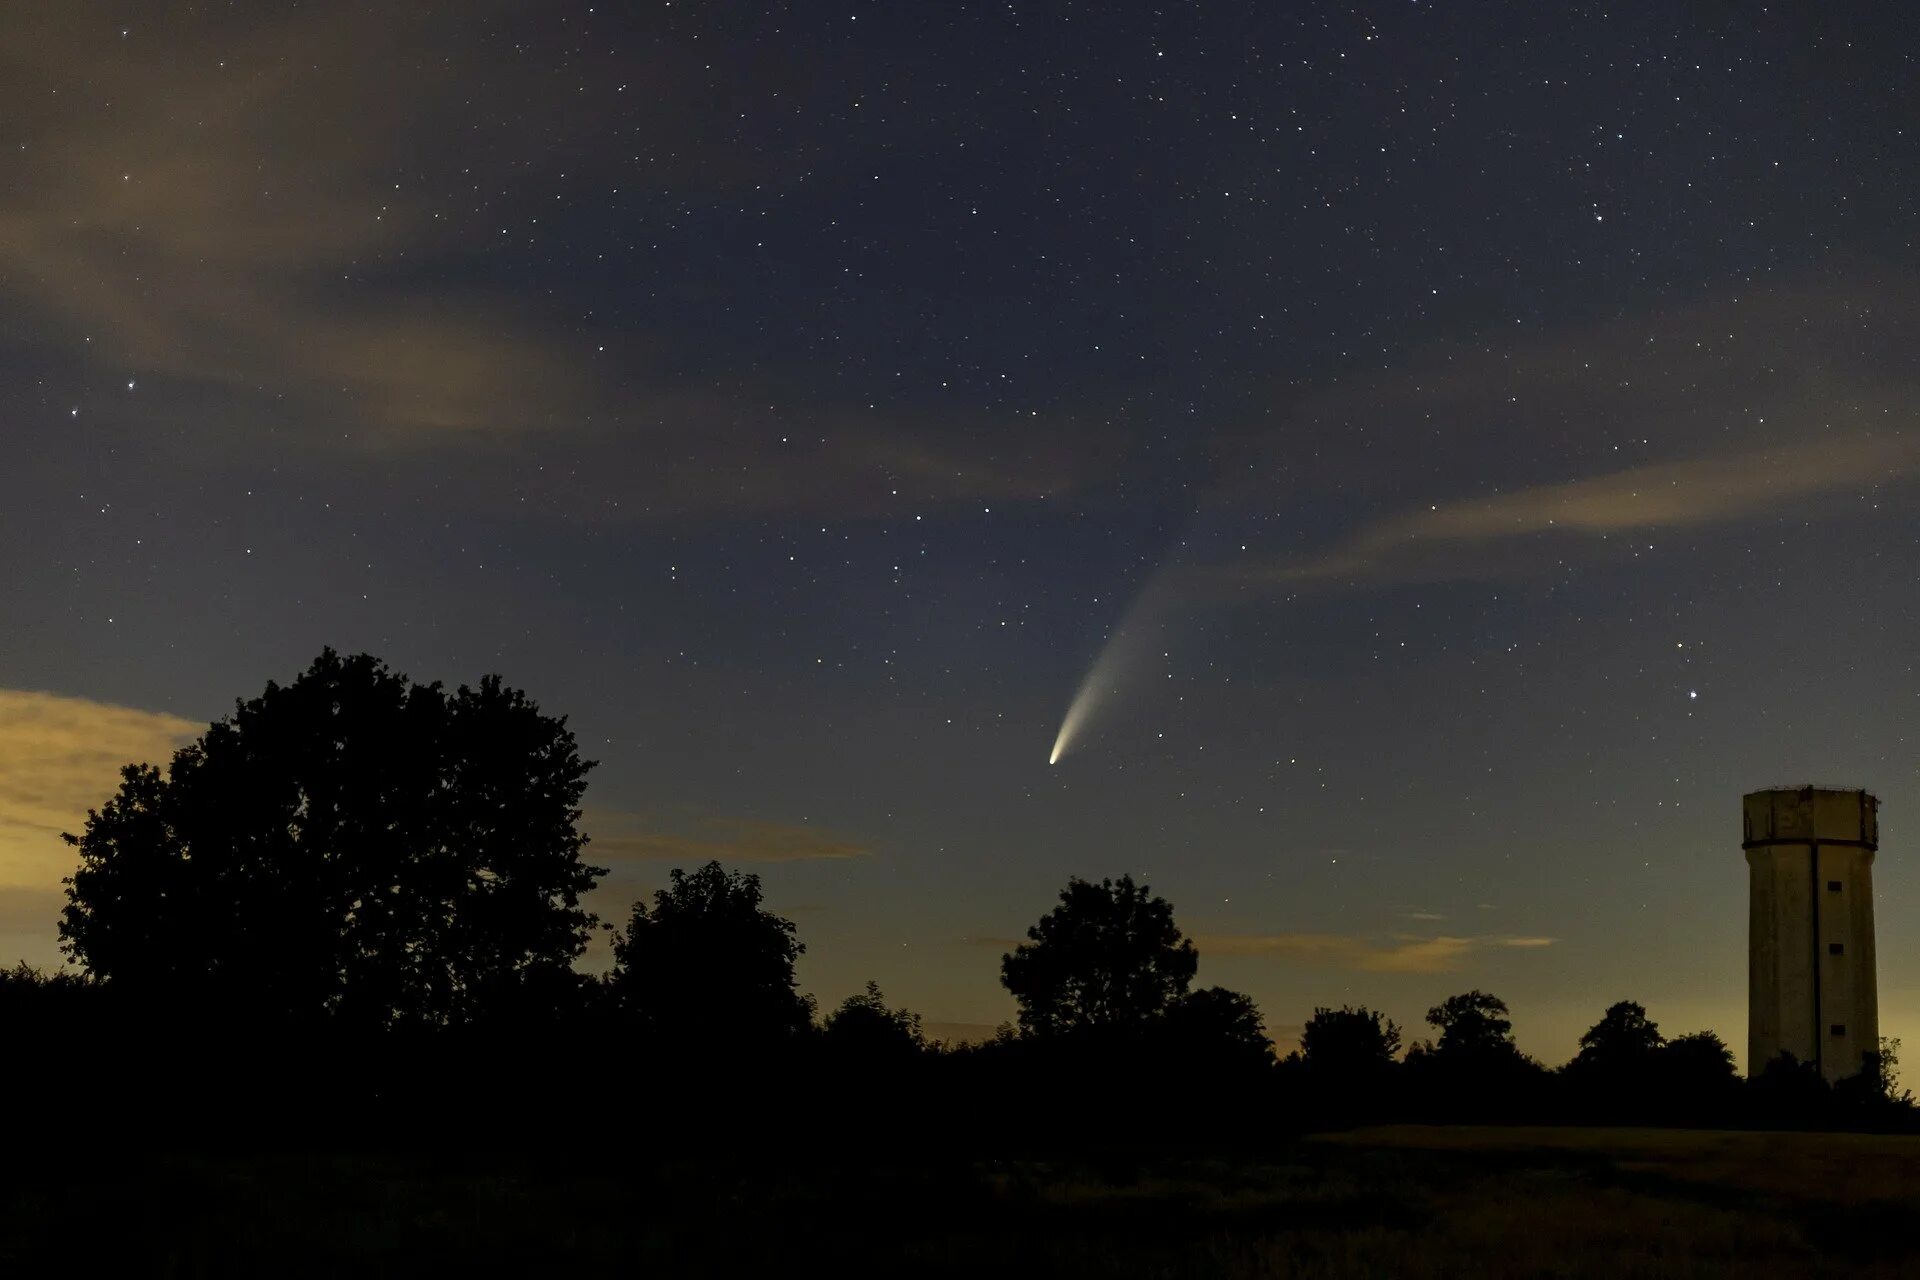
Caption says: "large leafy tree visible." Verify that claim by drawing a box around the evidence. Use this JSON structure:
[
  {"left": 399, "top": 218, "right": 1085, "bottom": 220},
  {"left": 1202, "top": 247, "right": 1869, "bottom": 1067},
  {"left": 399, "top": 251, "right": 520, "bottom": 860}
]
[
  {"left": 1000, "top": 875, "right": 1198, "bottom": 1037},
  {"left": 606, "top": 861, "right": 814, "bottom": 1048},
  {"left": 60, "top": 650, "right": 603, "bottom": 1027}
]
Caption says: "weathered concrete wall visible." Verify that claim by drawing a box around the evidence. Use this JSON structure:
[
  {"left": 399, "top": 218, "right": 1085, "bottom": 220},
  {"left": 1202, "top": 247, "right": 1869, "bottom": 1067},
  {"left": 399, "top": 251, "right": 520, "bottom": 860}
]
[{"left": 1744, "top": 788, "right": 1879, "bottom": 1082}]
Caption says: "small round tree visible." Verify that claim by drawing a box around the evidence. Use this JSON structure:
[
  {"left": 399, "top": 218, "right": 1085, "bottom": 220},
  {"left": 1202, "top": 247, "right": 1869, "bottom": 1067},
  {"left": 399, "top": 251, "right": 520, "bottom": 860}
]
[
  {"left": 822, "top": 981, "right": 927, "bottom": 1061},
  {"left": 1158, "top": 985, "right": 1274, "bottom": 1070},
  {"left": 606, "top": 861, "right": 815, "bottom": 1050},
  {"left": 60, "top": 650, "right": 604, "bottom": 1028},
  {"left": 1426, "top": 990, "right": 1519, "bottom": 1060},
  {"left": 1301, "top": 1004, "right": 1404, "bottom": 1074},
  {"left": 1570, "top": 1000, "right": 1665, "bottom": 1073},
  {"left": 1000, "top": 874, "right": 1198, "bottom": 1037}
]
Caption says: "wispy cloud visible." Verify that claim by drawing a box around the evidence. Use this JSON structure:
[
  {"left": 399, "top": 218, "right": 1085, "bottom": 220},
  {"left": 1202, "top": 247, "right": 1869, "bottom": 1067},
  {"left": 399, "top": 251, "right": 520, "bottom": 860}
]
[
  {"left": 1222, "top": 433, "right": 1920, "bottom": 590},
  {"left": 588, "top": 815, "right": 872, "bottom": 866},
  {"left": 0, "top": 690, "right": 198, "bottom": 892},
  {"left": 1190, "top": 267, "right": 1920, "bottom": 593},
  {"left": 1212, "top": 271, "right": 1920, "bottom": 508},
  {"left": 1197, "top": 932, "right": 1556, "bottom": 974},
  {"left": 0, "top": 9, "right": 1111, "bottom": 520},
  {"left": 0, "top": 8, "right": 591, "bottom": 437}
]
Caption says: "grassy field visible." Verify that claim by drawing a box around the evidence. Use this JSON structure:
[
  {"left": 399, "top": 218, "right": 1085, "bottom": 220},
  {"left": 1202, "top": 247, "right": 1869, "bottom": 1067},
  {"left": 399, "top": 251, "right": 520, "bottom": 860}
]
[
  {"left": 1306, "top": 1126, "right": 1920, "bottom": 1277},
  {"left": 8, "top": 1126, "right": 1920, "bottom": 1276}
]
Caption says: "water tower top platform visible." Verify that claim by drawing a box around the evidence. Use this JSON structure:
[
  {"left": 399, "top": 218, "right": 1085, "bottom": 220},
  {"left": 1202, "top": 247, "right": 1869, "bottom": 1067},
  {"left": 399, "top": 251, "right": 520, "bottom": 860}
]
[{"left": 1742, "top": 787, "right": 1878, "bottom": 851}]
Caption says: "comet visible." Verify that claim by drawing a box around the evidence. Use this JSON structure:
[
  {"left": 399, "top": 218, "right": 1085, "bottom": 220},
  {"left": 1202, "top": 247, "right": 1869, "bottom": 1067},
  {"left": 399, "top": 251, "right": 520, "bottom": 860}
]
[{"left": 1047, "top": 569, "right": 1179, "bottom": 764}]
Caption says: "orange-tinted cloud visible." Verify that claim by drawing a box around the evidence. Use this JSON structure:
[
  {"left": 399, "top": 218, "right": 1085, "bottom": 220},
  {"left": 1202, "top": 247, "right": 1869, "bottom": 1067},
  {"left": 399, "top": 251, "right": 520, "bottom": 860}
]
[
  {"left": 1197, "top": 932, "right": 1555, "bottom": 974},
  {"left": 0, "top": 689, "right": 199, "bottom": 965},
  {"left": 0, "top": 690, "right": 198, "bottom": 890}
]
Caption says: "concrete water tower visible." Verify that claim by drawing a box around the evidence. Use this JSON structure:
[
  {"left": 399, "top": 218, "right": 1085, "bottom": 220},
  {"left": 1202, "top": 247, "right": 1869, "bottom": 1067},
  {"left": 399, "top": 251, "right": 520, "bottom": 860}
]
[{"left": 1744, "top": 786, "right": 1880, "bottom": 1081}]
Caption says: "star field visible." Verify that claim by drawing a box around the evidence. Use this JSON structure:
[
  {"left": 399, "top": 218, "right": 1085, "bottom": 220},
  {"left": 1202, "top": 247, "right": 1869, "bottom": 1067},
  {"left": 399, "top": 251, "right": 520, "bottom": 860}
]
[{"left": 0, "top": 1, "right": 1916, "bottom": 1062}]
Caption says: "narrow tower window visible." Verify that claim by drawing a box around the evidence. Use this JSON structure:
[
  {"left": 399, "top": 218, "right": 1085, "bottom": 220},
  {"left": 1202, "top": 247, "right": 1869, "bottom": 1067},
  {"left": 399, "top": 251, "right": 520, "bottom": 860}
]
[
  {"left": 1828, "top": 880, "right": 1843, "bottom": 892},
  {"left": 1829, "top": 942, "right": 1845, "bottom": 955},
  {"left": 1831, "top": 1024, "right": 1847, "bottom": 1037}
]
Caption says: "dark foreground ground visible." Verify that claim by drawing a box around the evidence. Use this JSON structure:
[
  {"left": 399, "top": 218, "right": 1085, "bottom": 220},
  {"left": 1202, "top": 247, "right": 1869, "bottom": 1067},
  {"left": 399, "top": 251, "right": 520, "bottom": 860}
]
[{"left": 8, "top": 1125, "right": 1920, "bottom": 1277}]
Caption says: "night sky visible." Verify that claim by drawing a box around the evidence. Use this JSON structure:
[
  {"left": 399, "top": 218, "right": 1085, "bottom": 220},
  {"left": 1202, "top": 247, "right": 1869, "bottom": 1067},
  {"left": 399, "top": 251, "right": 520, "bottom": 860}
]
[{"left": 3, "top": 2, "right": 1916, "bottom": 1063}]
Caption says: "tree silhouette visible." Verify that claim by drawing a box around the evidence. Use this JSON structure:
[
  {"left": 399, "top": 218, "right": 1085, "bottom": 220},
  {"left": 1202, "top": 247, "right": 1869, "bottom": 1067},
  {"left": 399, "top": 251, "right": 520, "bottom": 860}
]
[
  {"left": 1570, "top": 1000, "right": 1664, "bottom": 1073},
  {"left": 607, "top": 861, "right": 814, "bottom": 1051},
  {"left": 823, "top": 980, "right": 926, "bottom": 1060},
  {"left": 1301, "top": 1005, "right": 1403, "bottom": 1074},
  {"left": 1656, "top": 1029, "right": 1739, "bottom": 1118},
  {"left": 59, "top": 650, "right": 603, "bottom": 1027},
  {"left": 1425, "top": 990, "right": 1518, "bottom": 1060},
  {"left": 1000, "top": 875, "right": 1197, "bottom": 1037},
  {"left": 1406, "top": 990, "right": 1543, "bottom": 1118},
  {"left": 1158, "top": 985, "right": 1274, "bottom": 1071},
  {"left": 1752, "top": 1050, "right": 1829, "bottom": 1120},
  {"left": 1564, "top": 1000, "right": 1667, "bottom": 1118},
  {"left": 1833, "top": 1038, "right": 1914, "bottom": 1112},
  {"left": 1661, "top": 1029, "right": 1735, "bottom": 1081},
  {"left": 1876, "top": 1038, "right": 1913, "bottom": 1106},
  {"left": 1288, "top": 1005, "right": 1402, "bottom": 1122}
]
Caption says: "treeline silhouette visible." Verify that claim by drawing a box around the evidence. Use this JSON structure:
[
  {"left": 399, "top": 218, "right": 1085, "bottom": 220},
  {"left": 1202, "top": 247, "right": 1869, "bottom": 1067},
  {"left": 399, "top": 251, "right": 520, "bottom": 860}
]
[{"left": 3, "top": 652, "right": 1911, "bottom": 1152}]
